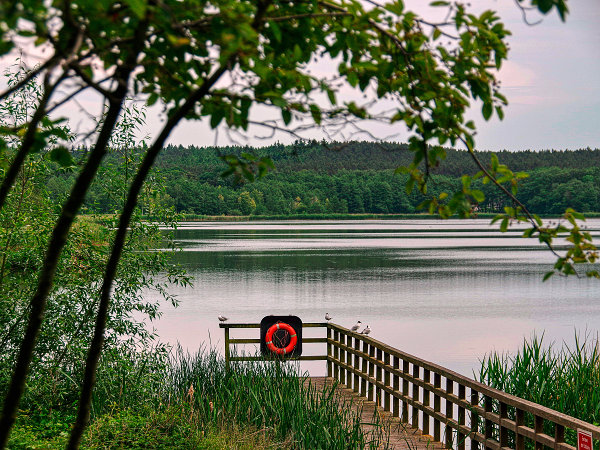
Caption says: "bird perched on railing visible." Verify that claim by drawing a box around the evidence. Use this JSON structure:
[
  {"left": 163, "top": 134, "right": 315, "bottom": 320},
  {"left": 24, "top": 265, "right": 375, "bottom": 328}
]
[
  {"left": 351, "top": 321, "right": 362, "bottom": 332},
  {"left": 325, "top": 313, "right": 332, "bottom": 322},
  {"left": 218, "top": 315, "right": 228, "bottom": 322},
  {"left": 361, "top": 325, "right": 371, "bottom": 335}
]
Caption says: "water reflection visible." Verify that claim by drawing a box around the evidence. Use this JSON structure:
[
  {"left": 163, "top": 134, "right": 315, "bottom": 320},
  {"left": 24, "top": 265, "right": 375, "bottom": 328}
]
[{"left": 150, "top": 219, "right": 600, "bottom": 377}]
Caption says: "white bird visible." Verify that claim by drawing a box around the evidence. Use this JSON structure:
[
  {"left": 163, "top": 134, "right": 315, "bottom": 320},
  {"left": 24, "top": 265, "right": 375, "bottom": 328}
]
[
  {"left": 351, "top": 321, "right": 362, "bottom": 332},
  {"left": 218, "top": 315, "right": 229, "bottom": 322},
  {"left": 361, "top": 325, "right": 371, "bottom": 335},
  {"left": 325, "top": 313, "right": 332, "bottom": 322}
]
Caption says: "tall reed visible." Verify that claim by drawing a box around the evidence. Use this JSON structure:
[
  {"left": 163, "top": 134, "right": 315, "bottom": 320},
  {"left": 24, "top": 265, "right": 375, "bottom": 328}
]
[
  {"left": 164, "top": 346, "right": 388, "bottom": 449},
  {"left": 479, "top": 332, "right": 600, "bottom": 446}
]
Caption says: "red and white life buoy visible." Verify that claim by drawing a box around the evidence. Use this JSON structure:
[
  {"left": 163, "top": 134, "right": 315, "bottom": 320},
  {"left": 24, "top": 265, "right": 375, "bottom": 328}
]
[{"left": 265, "top": 322, "right": 298, "bottom": 355}]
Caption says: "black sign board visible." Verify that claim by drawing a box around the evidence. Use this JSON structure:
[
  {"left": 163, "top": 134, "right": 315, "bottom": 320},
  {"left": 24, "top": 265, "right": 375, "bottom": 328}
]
[{"left": 260, "top": 315, "right": 303, "bottom": 358}]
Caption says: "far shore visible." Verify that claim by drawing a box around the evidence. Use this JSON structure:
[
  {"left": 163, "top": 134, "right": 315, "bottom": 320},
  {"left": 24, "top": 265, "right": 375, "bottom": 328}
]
[{"left": 83, "top": 212, "right": 600, "bottom": 222}]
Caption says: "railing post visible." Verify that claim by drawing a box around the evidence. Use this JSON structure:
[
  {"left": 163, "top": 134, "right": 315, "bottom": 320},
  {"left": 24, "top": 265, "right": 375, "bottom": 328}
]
[
  {"left": 339, "top": 332, "right": 346, "bottom": 386},
  {"left": 515, "top": 408, "right": 524, "bottom": 450},
  {"left": 534, "top": 415, "right": 544, "bottom": 450},
  {"left": 353, "top": 335, "right": 360, "bottom": 393},
  {"left": 224, "top": 327, "right": 230, "bottom": 371},
  {"left": 471, "top": 389, "right": 479, "bottom": 450},
  {"left": 434, "top": 372, "right": 441, "bottom": 443},
  {"left": 327, "top": 325, "right": 332, "bottom": 377},
  {"left": 412, "top": 363, "right": 420, "bottom": 429},
  {"left": 446, "top": 379, "right": 454, "bottom": 449},
  {"left": 500, "top": 402, "right": 508, "bottom": 448},
  {"left": 368, "top": 344, "right": 375, "bottom": 402},
  {"left": 423, "top": 369, "right": 430, "bottom": 437},
  {"left": 393, "top": 355, "right": 400, "bottom": 418},
  {"left": 376, "top": 347, "right": 383, "bottom": 407},
  {"left": 458, "top": 384, "right": 466, "bottom": 450},
  {"left": 484, "top": 395, "right": 493, "bottom": 450},
  {"left": 403, "top": 360, "right": 410, "bottom": 423},
  {"left": 361, "top": 341, "right": 368, "bottom": 398},
  {"left": 333, "top": 329, "right": 340, "bottom": 381},
  {"left": 384, "top": 352, "right": 391, "bottom": 412}
]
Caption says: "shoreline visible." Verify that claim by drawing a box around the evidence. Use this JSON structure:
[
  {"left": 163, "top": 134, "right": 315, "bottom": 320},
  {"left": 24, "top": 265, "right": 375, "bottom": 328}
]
[{"left": 161, "top": 212, "right": 600, "bottom": 222}]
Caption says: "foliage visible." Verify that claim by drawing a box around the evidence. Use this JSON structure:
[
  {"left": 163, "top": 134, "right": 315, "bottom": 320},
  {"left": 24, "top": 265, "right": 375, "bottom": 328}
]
[
  {"left": 8, "top": 348, "right": 387, "bottom": 449},
  {"left": 479, "top": 332, "right": 600, "bottom": 442},
  {"left": 0, "top": 69, "right": 188, "bottom": 433},
  {"left": 0, "top": 0, "right": 586, "bottom": 446},
  {"left": 90, "top": 143, "right": 600, "bottom": 218}
]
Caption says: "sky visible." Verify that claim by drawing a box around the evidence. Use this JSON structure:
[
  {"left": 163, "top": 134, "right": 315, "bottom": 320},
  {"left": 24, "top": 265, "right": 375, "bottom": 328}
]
[{"left": 2, "top": 0, "right": 599, "bottom": 151}]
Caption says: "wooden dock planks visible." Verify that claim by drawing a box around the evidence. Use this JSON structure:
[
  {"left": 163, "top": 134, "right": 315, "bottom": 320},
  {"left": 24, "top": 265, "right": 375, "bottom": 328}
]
[{"left": 308, "top": 377, "right": 444, "bottom": 450}]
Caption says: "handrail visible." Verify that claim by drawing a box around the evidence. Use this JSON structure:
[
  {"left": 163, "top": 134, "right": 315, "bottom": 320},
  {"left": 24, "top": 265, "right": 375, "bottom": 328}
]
[
  {"left": 327, "top": 322, "right": 600, "bottom": 450},
  {"left": 220, "top": 322, "right": 328, "bottom": 369}
]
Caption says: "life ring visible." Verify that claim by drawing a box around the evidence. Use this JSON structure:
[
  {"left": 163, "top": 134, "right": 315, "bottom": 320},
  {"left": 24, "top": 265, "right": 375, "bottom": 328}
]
[{"left": 265, "top": 322, "right": 298, "bottom": 355}]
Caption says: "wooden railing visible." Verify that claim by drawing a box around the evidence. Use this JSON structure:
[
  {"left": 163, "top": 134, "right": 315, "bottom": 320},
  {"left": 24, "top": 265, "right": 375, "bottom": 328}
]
[
  {"left": 219, "top": 322, "right": 328, "bottom": 370},
  {"left": 221, "top": 321, "right": 600, "bottom": 450},
  {"left": 328, "top": 322, "right": 600, "bottom": 450}
]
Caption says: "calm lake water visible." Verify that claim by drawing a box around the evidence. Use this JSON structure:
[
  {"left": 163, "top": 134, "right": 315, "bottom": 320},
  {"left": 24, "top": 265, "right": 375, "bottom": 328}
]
[{"left": 150, "top": 219, "right": 600, "bottom": 378}]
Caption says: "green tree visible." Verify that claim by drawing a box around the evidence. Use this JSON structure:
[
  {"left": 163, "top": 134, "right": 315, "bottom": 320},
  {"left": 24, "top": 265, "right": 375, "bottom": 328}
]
[{"left": 0, "top": 0, "right": 588, "bottom": 447}]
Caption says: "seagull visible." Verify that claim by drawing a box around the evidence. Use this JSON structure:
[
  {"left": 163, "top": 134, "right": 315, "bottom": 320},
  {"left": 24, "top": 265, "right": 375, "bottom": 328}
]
[
  {"left": 351, "top": 321, "right": 362, "bottom": 332},
  {"left": 361, "top": 325, "right": 371, "bottom": 335},
  {"left": 218, "top": 315, "right": 229, "bottom": 322},
  {"left": 325, "top": 313, "right": 332, "bottom": 322}
]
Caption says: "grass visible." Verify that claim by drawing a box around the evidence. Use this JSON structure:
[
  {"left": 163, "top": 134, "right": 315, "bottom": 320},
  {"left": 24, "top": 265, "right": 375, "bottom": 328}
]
[
  {"left": 7, "top": 347, "right": 388, "bottom": 449},
  {"left": 478, "top": 332, "right": 600, "bottom": 448},
  {"left": 165, "top": 347, "right": 387, "bottom": 449}
]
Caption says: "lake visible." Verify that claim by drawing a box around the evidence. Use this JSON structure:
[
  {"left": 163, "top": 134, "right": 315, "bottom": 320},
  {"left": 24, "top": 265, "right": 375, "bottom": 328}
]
[{"left": 149, "top": 219, "right": 600, "bottom": 378}]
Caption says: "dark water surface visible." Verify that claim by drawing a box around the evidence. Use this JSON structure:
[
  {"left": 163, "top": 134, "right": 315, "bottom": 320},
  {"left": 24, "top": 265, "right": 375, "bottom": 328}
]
[{"left": 149, "top": 219, "right": 600, "bottom": 377}]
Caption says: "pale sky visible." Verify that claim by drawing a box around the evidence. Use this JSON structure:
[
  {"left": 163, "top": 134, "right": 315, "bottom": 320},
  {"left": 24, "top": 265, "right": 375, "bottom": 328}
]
[{"left": 2, "top": 1, "right": 598, "bottom": 151}]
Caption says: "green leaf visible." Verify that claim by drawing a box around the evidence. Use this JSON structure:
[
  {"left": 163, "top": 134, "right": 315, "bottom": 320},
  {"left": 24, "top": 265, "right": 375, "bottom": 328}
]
[
  {"left": 482, "top": 102, "right": 493, "bottom": 121},
  {"left": 309, "top": 104, "right": 322, "bottom": 124},
  {"left": 124, "top": 0, "right": 147, "bottom": 18},
  {"left": 49, "top": 146, "right": 75, "bottom": 168},
  {"left": 543, "top": 271, "right": 554, "bottom": 281}
]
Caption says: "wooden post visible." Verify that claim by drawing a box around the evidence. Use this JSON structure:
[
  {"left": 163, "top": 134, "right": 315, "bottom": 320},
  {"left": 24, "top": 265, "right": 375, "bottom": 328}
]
[
  {"left": 384, "top": 352, "right": 391, "bottom": 412},
  {"left": 423, "top": 369, "right": 430, "bottom": 437},
  {"left": 534, "top": 415, "right": 543, "bottom": 450},
  {"left": 446, "top": 379, "right": 453, "bottom": 449},
  {"left": 484, "top": 395, "right": 493, "bottom": 450},
  {"left": 368, "top": 344, "right": 375, "bottom": 402},
  {"left": 361, "top": 342, "right": 368, "bottom": 398},
  {"left": 339, "top": 332, "right": 345, "bottom": 386},
  {"left": 224, "top": 327, "right": 230, "bottom": 371},
  {"left": 434, "top": 372, "right": 441, "bottom": 442},
  {"left": 353, "top": 336, "right": 360, "bottom": 393},
  {"left": 403, "top": 360, "right": 410, "bottom": 423},
  {"left": 327, "top": 325, "right": 332, "bottom": 377},
  {"left": 471, "top": 389, "right": 479, "bottom": 450},
  {"left": 333, "top": 330, "right": 340, "bottom": 381},
  {"left": 515, "top": 408, "right": 524, "bottom": 450},
  {"left": 458, "top": 384, "right": 466, "bottom": 450},
  {"left": 412, "top": 363, "right": 420, "bottom": 429},
  {"left": 376, "top": 347, "right": 383, "bottom": 407},
  {"left": 500, "top": 402, "right": 508, "bottom": 448},
  {"left": 393, "top": 356, "right": 400, "bottom": 418}
]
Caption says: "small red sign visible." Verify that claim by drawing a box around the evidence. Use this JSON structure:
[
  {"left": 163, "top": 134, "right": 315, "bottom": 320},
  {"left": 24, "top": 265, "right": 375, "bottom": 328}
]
[{"left": 578, "top": 429, "right": 593, "bottom": 450}]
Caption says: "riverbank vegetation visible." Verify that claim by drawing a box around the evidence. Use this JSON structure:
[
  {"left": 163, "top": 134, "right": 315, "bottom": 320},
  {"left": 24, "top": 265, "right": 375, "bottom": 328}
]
[
  {"left": 6, "top": 349, "right": 387, "bottom": 449},
  {"left": 479, "top": 333, "right": 600, "bottom": 443}
]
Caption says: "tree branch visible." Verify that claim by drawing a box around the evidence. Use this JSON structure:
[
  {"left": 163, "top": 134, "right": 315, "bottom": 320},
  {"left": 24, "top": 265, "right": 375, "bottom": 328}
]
[{"left": 68, "top": 1, "right": 273, "bottom": 446}]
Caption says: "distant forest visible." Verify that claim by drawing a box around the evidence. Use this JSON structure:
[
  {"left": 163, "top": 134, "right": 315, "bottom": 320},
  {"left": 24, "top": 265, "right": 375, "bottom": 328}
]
[{"left": 49, "top": 141, "right": 600, "bottom": 216}]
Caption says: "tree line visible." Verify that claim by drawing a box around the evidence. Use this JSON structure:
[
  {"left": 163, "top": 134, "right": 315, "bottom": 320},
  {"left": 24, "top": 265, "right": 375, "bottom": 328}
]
[{"left": 47, "top": 141, "right": 600, "bottom": 217}]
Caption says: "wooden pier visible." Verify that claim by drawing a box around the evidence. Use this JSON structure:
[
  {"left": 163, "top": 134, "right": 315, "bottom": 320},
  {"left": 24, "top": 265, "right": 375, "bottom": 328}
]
[{"left": 221, "top": 322, "right": 600, "bottom": 450}]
